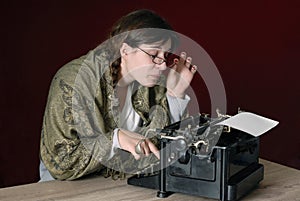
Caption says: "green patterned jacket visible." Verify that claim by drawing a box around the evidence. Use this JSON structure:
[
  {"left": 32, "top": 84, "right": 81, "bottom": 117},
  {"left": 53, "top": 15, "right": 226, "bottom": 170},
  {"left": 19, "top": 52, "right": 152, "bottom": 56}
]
[{"left": 40, "top": 50, "right": 171, "bottom": 180}]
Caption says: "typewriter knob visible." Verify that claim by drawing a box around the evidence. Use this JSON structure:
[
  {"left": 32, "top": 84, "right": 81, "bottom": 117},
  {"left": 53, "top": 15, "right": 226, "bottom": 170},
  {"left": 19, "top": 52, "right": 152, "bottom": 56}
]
[
  {"left": 178, "top": 150, "right": 190, "bottom": 164},
  {"left": 175, "top": 139, "right": 187, "bottom": 152}
]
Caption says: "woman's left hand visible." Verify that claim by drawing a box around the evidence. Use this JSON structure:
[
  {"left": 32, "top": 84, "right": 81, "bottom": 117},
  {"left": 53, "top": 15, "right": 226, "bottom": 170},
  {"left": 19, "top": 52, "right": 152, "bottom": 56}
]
[{"left": 166, "top": 52, "right": 197, "bottom": 98}]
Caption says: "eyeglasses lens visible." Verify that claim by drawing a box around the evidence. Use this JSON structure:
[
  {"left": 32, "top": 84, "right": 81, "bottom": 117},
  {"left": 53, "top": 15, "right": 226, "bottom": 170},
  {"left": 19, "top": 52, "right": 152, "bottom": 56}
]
[{"left": 165, "top": 52, "right": 179, "bottom": 67}]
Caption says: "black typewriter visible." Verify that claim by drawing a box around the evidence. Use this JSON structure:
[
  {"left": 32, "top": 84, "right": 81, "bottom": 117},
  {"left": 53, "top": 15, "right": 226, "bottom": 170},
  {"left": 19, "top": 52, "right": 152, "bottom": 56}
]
[{"left": 127, "top": 111, "right": 264, "bottom": 201}]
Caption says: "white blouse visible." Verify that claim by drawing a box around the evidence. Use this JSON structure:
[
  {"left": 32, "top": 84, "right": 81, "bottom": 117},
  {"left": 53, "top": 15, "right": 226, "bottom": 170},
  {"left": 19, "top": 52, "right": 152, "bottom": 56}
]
[{"left": 111, "top": 83, "right": 190, "bottom": 154}]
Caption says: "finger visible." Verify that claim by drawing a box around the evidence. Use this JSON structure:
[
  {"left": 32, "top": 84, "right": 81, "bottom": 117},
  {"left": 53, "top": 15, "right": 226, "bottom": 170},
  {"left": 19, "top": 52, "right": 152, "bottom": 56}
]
[
  {"left": 185, "top": 57, "right": 192, "bottom": 68},
  {"left": 143, "top": 140, "right": 151, "bottom": 156},
  {"left": 167, "top": 59, "right": 180, "bottom": 81},
  {"left": 131, "top": 144, "right": 142, "bottom": 160},
  {"left": 133, "top": 152, "right": 141, "bottom": 160},
  {"left": 190, "top": 65, "right": 197, "bottom": 74},
  {"left": 131, "top": 147, "right": 141, "bottom": 160},
  {"left": 180, "top": 52, "right": 187, "bottom": 60},
  {"left": 176, "top": 52, "right": 186, "bottom": 67},
  {"left": 148, "top": 141, "right": 160, "bottom": 159},
  {"left": 132, "top": 138, "right": 145, "bottom": 160}
]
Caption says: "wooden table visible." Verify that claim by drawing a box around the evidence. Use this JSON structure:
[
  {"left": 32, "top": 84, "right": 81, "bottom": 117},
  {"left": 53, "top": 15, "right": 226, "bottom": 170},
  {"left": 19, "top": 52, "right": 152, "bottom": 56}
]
[{"left": 1, "top": 159, "right": 299, "bottom": 201}]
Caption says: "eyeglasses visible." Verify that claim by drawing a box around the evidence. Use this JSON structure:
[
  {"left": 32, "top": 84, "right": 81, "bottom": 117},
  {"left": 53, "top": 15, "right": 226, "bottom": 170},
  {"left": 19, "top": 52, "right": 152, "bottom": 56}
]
[{"left": 136, "top": 47, "right": 177, "bottom": 67}]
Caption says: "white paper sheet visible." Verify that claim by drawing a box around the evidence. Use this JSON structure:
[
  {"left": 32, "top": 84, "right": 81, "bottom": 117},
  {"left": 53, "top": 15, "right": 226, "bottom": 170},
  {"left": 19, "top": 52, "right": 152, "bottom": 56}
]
[{"left": 216, "top": 112, "right": 279, "bottom": 137}]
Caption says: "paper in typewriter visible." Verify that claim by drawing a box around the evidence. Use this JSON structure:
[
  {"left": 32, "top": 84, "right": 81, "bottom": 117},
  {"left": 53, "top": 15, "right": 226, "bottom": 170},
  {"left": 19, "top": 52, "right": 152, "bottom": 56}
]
[{"left": 216, "top": 112, "right": 279, "bottom": 137}]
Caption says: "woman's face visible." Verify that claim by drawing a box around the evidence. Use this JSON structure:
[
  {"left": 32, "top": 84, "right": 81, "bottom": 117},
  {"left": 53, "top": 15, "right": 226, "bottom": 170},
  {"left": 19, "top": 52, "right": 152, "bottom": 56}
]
[{"left": 119, "top": 39, "right": 172, "bottom": 87}]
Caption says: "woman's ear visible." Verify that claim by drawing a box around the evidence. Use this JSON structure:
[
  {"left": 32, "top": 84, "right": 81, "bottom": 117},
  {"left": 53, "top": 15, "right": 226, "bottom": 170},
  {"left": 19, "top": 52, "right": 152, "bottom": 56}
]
[{"left": 120, "top": 43, "right": 132, "bottom": 57}]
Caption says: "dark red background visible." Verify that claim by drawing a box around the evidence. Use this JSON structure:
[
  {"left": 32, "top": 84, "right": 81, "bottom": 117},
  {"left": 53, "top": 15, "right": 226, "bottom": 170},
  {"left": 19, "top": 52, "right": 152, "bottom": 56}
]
[{"left": 1, "top": 0, "right": 299, "bottom": 187}]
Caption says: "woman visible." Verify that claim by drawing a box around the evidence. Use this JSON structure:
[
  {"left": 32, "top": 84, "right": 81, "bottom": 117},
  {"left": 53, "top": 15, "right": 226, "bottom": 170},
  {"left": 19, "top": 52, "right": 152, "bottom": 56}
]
[{"left": 39, "top": 9, "right": 197, "bottom": 181}]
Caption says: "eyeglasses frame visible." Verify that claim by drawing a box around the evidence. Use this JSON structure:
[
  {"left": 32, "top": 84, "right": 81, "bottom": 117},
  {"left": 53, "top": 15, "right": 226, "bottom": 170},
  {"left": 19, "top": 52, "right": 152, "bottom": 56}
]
[{"left": 136, "top": 47, "right": 168, "bottom": 66}]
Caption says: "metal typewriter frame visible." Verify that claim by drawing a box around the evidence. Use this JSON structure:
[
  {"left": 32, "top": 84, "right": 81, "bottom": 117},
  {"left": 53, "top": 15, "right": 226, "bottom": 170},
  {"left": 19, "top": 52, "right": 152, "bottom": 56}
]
[{"left": 128, "top": 113, "right": 264, "bottom": 201}]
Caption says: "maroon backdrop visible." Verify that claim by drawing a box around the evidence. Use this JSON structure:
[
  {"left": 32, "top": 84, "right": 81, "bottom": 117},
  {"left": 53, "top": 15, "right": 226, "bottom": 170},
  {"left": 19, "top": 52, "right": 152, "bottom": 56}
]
[{"left": 1, "top": 0, "right": 299, "bottom": 187}]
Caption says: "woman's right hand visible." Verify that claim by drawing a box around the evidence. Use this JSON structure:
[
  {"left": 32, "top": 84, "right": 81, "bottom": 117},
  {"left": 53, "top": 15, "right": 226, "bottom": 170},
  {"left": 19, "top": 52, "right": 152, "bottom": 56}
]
[{"left": 117, "top": 129, "right": 160, "bottom": 160}]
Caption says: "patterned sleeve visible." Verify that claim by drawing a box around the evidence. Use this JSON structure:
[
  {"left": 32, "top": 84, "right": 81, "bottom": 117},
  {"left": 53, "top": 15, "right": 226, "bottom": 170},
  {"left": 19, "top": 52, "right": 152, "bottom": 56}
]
[{"left": 40, "top": 59, "right": 114, "bottom": 180}]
